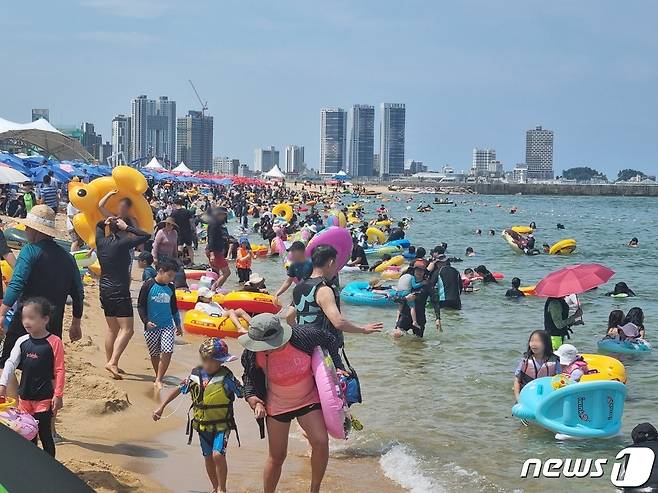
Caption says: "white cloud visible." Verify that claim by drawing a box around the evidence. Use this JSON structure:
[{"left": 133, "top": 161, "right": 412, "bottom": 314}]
[
  {"left": 78, "top": 31, "right": 160, "bottom": 44},
  {"left": 79, "top": 0, "right": 176, "bottom": 18}
]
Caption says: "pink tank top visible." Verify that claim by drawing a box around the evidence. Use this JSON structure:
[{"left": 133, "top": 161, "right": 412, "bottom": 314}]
[{"left": 256, "top": 344, "right": 319, "bottom": 416}]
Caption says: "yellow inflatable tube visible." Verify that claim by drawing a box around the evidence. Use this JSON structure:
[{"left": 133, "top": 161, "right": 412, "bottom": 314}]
[
  {"left": 375, "top": 219, "right": 392, "bottom": 227},
  {"left": 1, "top": 260, "right": 13, "bottom": 288},
  {"left": 581, "top": 353, "right": 626, "bottom": 384},
  {"left": 511, "top": 226, "right": 534, "bottom": 234},
  {"left": 70, "top": 166, "right": 153, "bottom": 248},
  {"left": 366, "top": 227, "right": 386, "bottom": 245},
  {"left": 381, "top": 270, "right": 402, "bottom": 280},
  {"left": 549, "top": 238, "right": 577, "bottom": 255},
  {"left": 374, "top": 255, "right": 405, "bottom": 273},
  {"left": 272, "top": 203, "right": 293, "bottom": 222}
]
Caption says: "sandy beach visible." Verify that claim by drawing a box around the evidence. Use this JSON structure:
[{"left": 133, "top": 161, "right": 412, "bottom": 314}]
[{"left": 1, "top": 213, "right": 402, "bottom": 492}]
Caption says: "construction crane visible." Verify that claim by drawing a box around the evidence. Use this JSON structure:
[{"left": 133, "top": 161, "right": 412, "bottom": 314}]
[{"left": 188, "top": 80, "right": 208, "bottom": 116}]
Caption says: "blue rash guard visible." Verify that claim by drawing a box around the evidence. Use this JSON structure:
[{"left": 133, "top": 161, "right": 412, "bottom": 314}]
[{"left": 137, "top": 278, "right": 181, "bottom": 330}]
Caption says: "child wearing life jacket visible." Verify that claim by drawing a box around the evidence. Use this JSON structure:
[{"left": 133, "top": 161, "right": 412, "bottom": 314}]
[
  {"left": 154, "top": 338, "right": 242, "bottom": 493},
  {"left": 236, "top": 238, "right": 254, "bottom": 284},
  {"left": 0, "top": 298, "right": 64, "bottom": 457},
  {"left": 513, "top": 330, "right": 560, "bottom": 401},
  {"left": 554, "top": 344, "right": 589, "bottom": 382}
]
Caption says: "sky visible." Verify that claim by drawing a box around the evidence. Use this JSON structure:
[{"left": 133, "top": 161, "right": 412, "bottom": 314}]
[{"left": 2, "top": 0, "right": 658, "bottom": 177}]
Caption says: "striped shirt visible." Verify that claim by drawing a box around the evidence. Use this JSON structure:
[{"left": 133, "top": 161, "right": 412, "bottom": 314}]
[{"left": 38, "top": 185, "right": 59, "bottom": 211}]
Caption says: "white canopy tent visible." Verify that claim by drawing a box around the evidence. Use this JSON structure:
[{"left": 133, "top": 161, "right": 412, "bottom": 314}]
[
  {"left": 172, "top": 161, "right": 193, "bottom": 173},
  {"left": 0, "top": 117, "right": 93, "bottom": 161},
  {"left": 144, "top": 157, "right": 164, "bottom": 170},
  {"left": 264, "top": 165, "right": 285, "bottom": 180}
]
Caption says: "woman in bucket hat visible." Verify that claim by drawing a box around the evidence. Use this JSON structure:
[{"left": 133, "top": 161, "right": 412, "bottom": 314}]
[{"left": 239, "top": 313, "right": 344, "bottom": 493}]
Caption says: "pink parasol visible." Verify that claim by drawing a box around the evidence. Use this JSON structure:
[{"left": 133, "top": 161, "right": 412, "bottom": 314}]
[{"left": 533, "top": 263, "right": 615, "bottom": 298}]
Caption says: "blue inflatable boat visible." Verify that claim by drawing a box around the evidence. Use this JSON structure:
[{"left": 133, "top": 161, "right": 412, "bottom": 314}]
[
  {"left": 385, "top": 239, "right": 411, "bottom": 249},
  {"left": 512, "top": 377, "right": 627, "bottom": 438},
  {"left": 340, "top": 281, "right": 396, "bottom": 307},
  {"left": 597, "top": 338, "right": 652, "bottom": 355}
]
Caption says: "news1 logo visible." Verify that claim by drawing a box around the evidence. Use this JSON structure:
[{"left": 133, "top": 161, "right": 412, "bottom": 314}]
[{"left": 520, "top": 447, "right": 656, "bottom": 487}]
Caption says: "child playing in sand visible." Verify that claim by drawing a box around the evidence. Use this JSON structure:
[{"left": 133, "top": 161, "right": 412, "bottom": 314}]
[
  {"left": 0, "top": 297, "right": 64, "bottom": 457},
  {"left": 137, "top": 259, "right": 182, "bottom": 389},
  {"left": 153, "top": 338, "right": 242, "bottom": 493}
]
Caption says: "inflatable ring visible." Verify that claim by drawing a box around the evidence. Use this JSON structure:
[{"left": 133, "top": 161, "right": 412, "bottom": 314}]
[
  {"left": 581, "top": 353, "right": 626, "bottom": 383},
  {"left": 597, "top": 338, "right": 652, "bottom": 355},
  {"left": 381, "top": 269, "right": 402, "bottom": 280},
  {"left": 214, "top": 291, "right": 281, "bottom": 315},
  {"left": 511, "top": 226, "right": 534, "bottom": 234},
  {"left": 70, "top": 166, "right": 153, "bottom": 248},
  {"left": 251, "top": 244, "right": 269, "bottom": 257},
  {"left": 374, "top": 255, "right": 405, "bottom": 273},
  {"left": 340, "top": 281, "right": 395, "bottom": 307},
  {"left": 272, "top": 203, "right": 293, "bottom": 222},
  {"left": 305, "top": 226, "right": 352, "bottom": 270},
  {"left": 312, "top": 347, "right": 349, "bottom": 439},
  {"left": 519, "top": 285, "right": 536, "bottom": 296},
  {"left": 326, "top": 210, "right": 346, "bottom": 228},
  {"left": 183, "top": 309, "right": 248, "bottom": 338},
  {"left": 549, "top": 238, "right": 577, "bottom": 255},
  {"left": 176, "top": 289, "right": 199, "bottom": 311},
  {"left": 366, "top": 227, "right": 386, "bottom": 245},
  {"left": 501, "top": 229, "right": 525, "bottom": 255},
  {"left": 364, "top": 245, "right": 403, "bottom": 258},
  {"left": 347, "top": 214, "right": 361, "bottom": 224},
  {"left": 375, "top": 219, "right": 392, "bottom": 227}
]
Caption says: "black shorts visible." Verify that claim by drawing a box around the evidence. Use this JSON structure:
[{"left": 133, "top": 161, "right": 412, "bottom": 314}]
[
  {"left": 178, "top": 234, "right": 194, "bottom": 247},
  {"left": 100, "top": 295, "right": 133, "bottom": 318},
  {"left": 270, "top": 403, "right": 322, "bottom": 423}
]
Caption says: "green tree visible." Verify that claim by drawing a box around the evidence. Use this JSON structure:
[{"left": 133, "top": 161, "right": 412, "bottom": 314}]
[
  {"left": 617, "top": 169, "right": 646, "bottom": 182},
  {"left": 562, "top": 166, "right": 607, "bottom": 181}
]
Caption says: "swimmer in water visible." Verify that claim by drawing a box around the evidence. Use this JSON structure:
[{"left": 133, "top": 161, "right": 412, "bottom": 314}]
[
  {"left": 465, "top": 247, "right": 475, "bottom": 257},
  {"left": 505, "top": 277, "right": 525, "bottom": 298},
  {"left": 542, "top": 243, "right": 550, "bottom": 254},
  {"left": 628, "top": 237, "right": 639, "bottom": 248},
  {"left": 529, "top": 222, "right": 537, "bottom": 229},
  {"left": 557, "top": 223, "right": 565, "bottom": 230},
  {"left": 489, "top": 229, "right": 495, "bottom": 236},
  {"left": 475, "top": 229, "right": 482, "bottom": 235}
]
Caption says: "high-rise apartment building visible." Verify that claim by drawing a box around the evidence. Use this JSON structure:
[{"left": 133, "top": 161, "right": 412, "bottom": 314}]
[
  {"left": 130, "top": 95, "right": 176, "bottom": 164},
  {"left": 254, "top": 147, "right": 279, "bottom": 173},
  {"left": 111, "top": 114, "right": 131, "bottom": 163},
  {"left": 31, "top": 108, "right": 49, "bottom": 122},
  {"left": 525, "top": 126, "right": 554, "bottom": 180},
  {"left": 472, "top": 148, "right": 496, "bottom": 176},
  {"left": 285, "top": 145, "right": 304, "bottom": 174},
  {"left": 213, "top": 157, "right": 240, "bottom": 175},
  {"left": 320, "top": 108, "right": 347, "bottom": 175},
  {"left": 349, "top": 105, "right": 375, "bottom": 177},
  {"left": 176, "top": 110, "right": 213, "bottom": 172},
  {"left": 379, "top": 103, "right": 405, "bottom": 176}
]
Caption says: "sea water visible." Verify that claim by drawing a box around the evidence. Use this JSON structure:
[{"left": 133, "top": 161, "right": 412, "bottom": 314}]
[{"left": 243, "top": 194, "right": 658, "bottom": 492}]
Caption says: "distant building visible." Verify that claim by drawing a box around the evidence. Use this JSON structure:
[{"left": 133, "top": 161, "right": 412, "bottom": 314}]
[
  {"left": 513, "top": 163, "right": 528, "bottom": 183},
  {"left": 130, "top": 94, "right": 177, "bottom": 164},
  {"left": 80, "top": 123, "right": 103, "bottom": 160},
  {"left": 238, "top": 164, "right": 250, "bottom": 177},
  {"left": 488, "top": 159, "right": 503, "bottom": 177},
  {"left": 100, "top": 141, "right": 112, "bottom": 163},
  {"left": 111, "top": 114, "right": 131, "bottom": 164},
  {"left": 349, "top": 105, "right": 375, "bottom": 177},
  {"left": 472, "top": 148, "right": 496, "bottom": 176},
  {"left": 320, "top": 108, "right": 347, "bottom": 174},
  {"left": 525, "top": 126, "right": 554, "bottom": 180},
  {"left": 31, "top": 109, "right": 49, "bottom": 122},
  {"left": 254, "top": 146, "right": 279, "bottom": 173},
  {"left": 405, "top": 160, "right": 427, "bottom": 175},
  {"left": 284, "top": 145, "right": 304, "bottom": 174},
  {"left": 213, "top": 156, "right": 240, "bottom": 175},
  {"left": 380, "top": 103, "right": 405, "bottom": 176},
  {"left": 373, "top": 153, "right": 380, "bottom": 176},
  {"left": 176, "top": 110, "right": 213, "bottom": 172}
]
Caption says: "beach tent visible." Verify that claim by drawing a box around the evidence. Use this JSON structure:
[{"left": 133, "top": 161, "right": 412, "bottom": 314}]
[
  {"left": 264, "top": 165, "right": 285, "bottom": 180},
  {"left": 144, "top": 157, "right": 164, "bottom": 170},
  {"left": 0, "top": 152, "right": 31, "bottom": 175},
  {"left": 172, "top": 161, "right": 193, "bottom": 173},
  {"left": 0, "top": 117, "right": 93, "bottom": 161},
  {"left": 332, "top": 170, "right": 349, "bottom": 181}
]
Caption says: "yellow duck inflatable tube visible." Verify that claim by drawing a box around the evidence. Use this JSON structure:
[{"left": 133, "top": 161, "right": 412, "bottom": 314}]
[{"left": 69, "top": 166, "right": 154, "bottom": 248}]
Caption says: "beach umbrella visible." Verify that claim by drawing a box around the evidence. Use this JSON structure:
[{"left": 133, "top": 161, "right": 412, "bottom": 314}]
[
  {"left": 0, "top": 425, "right": 94, "bottom": 492},
  {"left": 0, "top": 153, "right": 31, "bottom": 175},
  {"left": 533, "top": 263, "right": 615, "bottom": 298},
  {"left": 30, "top": 165, "right": 72, "bottom": 183},
  {"left": 0, "top": 164, "right": 30, "bottom": 184}
]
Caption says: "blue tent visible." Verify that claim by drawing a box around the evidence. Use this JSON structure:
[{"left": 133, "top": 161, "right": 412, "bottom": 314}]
[
  {"left": 0, "top": 153, "right": 31, "bottom": 175},
  {"left": 30, "top": 165, "right": 72, "bottom": 183}
]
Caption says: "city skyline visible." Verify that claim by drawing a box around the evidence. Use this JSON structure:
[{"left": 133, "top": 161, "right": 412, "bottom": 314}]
[{"left": 3, "top": 1, "right": 657, "bottom": 176}]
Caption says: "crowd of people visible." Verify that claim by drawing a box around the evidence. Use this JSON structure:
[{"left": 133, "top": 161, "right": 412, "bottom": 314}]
[{"left": 0, "top": 174, "right": 653, "bottom": 492}]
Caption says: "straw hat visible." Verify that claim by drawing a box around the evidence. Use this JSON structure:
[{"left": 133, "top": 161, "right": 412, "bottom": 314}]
[
  {"left": 245, "top": 273, "right": 264, "bottom": 285},
  {"left": 158, "top": 217, "right": 178, "bottom": 230},
  {"left": 19, "top": 205, "right": 58, "bottom": 237}
]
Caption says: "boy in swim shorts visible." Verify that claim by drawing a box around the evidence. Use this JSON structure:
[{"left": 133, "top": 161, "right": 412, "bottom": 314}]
[{"left": 153, "top": 338, "right": 242, "bottom": 493}]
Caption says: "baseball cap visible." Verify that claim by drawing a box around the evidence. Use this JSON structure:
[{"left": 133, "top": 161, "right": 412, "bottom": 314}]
[{"left": 199, "top": 338, "right": 237, "bottom": 364}]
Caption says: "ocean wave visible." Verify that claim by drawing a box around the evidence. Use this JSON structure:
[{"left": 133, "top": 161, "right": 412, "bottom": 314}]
[{"left": 379, "top": 444, "right": 444, "bottom": 493}]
